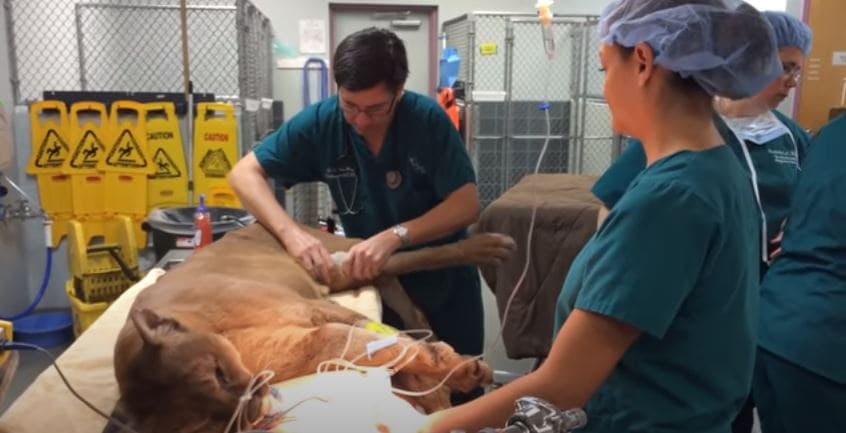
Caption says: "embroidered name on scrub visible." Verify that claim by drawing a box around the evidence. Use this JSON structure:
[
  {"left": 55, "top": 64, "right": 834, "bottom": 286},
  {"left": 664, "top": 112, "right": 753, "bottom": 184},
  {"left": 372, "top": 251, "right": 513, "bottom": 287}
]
[
  {"left": 408, "top": 157, "right": 427, "bottom": 174},
  {"left": 768, "top": 148, "right": 798, "bottom": 165}
]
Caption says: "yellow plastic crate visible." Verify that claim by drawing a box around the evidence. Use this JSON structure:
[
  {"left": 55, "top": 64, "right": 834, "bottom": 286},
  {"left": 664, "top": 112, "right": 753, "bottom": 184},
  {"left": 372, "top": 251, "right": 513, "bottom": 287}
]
[{"left": 65, "top": 280, "right": 109, "bottom": 337}]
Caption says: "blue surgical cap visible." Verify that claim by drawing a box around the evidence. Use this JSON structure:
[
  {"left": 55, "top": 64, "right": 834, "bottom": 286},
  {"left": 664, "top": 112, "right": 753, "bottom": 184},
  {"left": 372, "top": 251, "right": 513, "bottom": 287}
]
[
  {"left": 598, "top": 0, "right": 782, "bottom": 99},
  {"left": 763, "top": 11, "right": 812, "bottom": 56}
]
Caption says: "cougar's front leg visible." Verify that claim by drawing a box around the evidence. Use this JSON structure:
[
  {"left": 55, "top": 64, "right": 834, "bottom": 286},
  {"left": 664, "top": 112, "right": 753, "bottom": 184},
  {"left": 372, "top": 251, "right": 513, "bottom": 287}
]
[{"left": 373, "top": 276, "right": 432, "bottom": 331}]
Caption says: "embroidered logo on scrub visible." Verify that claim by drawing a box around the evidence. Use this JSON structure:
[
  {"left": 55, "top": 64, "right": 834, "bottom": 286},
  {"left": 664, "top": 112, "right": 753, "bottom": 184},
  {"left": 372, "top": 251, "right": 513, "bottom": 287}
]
[{"left": 768, "top": 149, "right": 798, "bottom": 166}]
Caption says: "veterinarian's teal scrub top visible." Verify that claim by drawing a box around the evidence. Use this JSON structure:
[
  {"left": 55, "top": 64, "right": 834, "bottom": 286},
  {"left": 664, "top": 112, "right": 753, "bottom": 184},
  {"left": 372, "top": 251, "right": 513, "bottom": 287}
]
[
  {"left": 758, "top": 114, "right": 846, "bottom": 384},
  {"left": 555, "top": 146, "right": 760, "bottom": 433},
  {"left": 253, "top": 91, "right": 483, "bottom": 356},
  {"left": 592, "top": 112, "right": 810, "bottom": 243}
]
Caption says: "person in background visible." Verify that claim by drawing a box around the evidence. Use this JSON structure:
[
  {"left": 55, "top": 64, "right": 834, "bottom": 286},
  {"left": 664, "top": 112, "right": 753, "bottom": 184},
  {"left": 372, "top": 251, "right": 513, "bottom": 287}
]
[
  {"left": 590, "top": 11, "right": 812, "bottom": 432},
  {"left": 419, "top": 1, "right": 781, "bottom": 432},
  {"left": 228, "top": 27, "right": 485, "bottom": 403},
  {"left": 753, "top": 113, "right": 846, "bottom": 433}
]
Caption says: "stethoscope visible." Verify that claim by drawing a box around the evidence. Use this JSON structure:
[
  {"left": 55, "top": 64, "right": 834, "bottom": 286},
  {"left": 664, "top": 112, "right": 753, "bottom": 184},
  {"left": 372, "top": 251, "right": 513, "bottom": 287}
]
[
  {"left": 331, "top": 121, "right": 403, "bottom": 216},
  {"left": 725, "top": 119, "right": 799, "bottom": 264}
]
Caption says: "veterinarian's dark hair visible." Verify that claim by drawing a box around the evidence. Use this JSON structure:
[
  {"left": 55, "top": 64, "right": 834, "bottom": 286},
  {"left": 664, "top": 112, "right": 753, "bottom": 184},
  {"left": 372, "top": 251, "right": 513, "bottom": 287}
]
[{"left": 333, "top": 27, "right": 409, "bottom": 92}]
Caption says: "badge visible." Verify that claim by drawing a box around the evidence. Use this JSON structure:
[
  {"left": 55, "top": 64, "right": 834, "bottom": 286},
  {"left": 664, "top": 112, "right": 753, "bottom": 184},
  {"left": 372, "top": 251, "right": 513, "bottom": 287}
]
[{"left": 386, "top": 170, "right": 402, "bottom": 189}]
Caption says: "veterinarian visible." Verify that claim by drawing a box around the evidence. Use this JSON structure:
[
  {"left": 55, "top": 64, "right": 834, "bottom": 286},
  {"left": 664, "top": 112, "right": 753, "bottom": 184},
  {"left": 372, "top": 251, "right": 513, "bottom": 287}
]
[
  {"left": 229, "top": 27, "right": 484, "bottom": 403},
  {"left": 421, "top": 1, "right": 783, "bottom": 432}
]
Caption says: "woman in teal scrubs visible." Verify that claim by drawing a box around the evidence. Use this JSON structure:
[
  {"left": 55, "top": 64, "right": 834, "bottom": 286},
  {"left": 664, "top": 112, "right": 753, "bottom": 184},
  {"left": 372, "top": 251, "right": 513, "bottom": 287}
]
[
  {"left": 593, "top": 11, "right": 813, "bottom": 264},
  {"left": 591, "top": 13, "right": 813, "bottom": 431},
  {"left": 421, "top": 2, "right": 781, "bottom": 432},
  {"left": 229, "top": 28, "right": 484, "bottom": 402},
  {"left": 753, "top": 114, "right": 846, "bottom": 433}
]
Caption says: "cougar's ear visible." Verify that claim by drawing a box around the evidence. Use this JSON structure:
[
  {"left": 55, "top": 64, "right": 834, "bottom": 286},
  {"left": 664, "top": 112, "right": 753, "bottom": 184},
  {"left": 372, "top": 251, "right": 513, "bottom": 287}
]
[{"left": 129, "top": 308, "right": 186, "bottom": 347}]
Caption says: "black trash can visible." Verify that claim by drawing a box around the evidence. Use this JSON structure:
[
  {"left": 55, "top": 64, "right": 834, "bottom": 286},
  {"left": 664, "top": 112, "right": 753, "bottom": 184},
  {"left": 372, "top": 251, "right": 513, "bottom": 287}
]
[{"left": 143, "top": 207, "right": 255, "bottom": 261}]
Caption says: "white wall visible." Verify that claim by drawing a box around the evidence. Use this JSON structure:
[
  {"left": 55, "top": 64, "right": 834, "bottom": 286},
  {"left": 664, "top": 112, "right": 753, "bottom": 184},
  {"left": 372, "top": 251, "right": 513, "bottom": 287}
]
[{"left": 0, "top": 0, "right": 31, "bottom": 316}]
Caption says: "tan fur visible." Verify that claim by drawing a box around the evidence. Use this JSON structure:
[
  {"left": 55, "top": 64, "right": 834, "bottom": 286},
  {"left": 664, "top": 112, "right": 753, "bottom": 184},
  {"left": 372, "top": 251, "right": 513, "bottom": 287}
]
[{"left": 113, "top": 224, "right": 515, "bottom": 433}]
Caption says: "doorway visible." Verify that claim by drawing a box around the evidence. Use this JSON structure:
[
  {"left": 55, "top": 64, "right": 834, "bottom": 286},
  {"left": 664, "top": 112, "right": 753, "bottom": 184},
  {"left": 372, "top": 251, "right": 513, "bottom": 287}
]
[{"left": 329, "top": 3, "right": 438, "bottom": 96}]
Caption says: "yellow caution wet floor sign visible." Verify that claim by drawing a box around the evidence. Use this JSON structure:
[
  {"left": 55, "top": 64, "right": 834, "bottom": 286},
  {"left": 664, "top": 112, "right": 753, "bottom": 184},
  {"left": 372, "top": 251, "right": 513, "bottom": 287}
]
[
  {"left": 63, "top": 102, "right": 108, "bottom": 224},
  {"left": 145, "top": 102, "right": 187, "bottom": 209},
  {"left": 26, "top": 101, "right": 73, "bottom": 247},
  {"left": 193, "top": 103, "right": 241, "bottom": 207},
  {"left": 98, "top": 101, "right": 152, "bottom": 245}
]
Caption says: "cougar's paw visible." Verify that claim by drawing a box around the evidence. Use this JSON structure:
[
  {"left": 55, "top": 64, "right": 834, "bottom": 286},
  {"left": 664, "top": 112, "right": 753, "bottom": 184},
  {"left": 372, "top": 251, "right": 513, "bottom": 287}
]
[
  {"left": 446, "top": 357, "right": 493, "bottom": 393},
  {"left": 392, "top": 373, "right": 451, "bottom": 414},
  {"left": 458, "top": 233, "right": 516, "bottom": 266}
]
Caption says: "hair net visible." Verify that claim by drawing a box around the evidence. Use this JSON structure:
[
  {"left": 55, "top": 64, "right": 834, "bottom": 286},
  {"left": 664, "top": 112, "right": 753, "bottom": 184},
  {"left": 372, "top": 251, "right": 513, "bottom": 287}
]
[
  {"left": 598, "top": 0, "right": 782, "bottom": 99},
  {"left": 763, "top": 11, "right": 812, "bottom": 56}
]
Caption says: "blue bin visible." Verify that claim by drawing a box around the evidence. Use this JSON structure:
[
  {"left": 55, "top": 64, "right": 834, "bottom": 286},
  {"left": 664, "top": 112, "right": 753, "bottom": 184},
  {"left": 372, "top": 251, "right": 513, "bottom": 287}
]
[{"left": 12, "top": 311, "right": 74, "bottom": 349}]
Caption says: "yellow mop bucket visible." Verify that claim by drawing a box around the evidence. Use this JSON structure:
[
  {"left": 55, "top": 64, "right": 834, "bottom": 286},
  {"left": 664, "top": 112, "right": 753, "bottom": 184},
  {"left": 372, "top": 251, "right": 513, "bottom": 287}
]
[
  {"left": 25, "top": 101, "right": 73, "bottom": 247},
  {"left": 98, "top": 101, "right": 152, "bottom": 220},
  {"left": 193, "top": 103, "right": 240, "bottom": 208},
  {"left": 145, "top": 102, "right": 188, "bottom": 210},
  {"left": 64, "top": 102, "right": 108, "bottom": 230}
]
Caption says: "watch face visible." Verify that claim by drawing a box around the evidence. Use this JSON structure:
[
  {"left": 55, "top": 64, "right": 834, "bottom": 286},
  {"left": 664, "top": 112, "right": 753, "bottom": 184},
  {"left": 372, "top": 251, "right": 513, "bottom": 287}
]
[{"left": 394, "top": 225, "right": 409, "bottom": 242}]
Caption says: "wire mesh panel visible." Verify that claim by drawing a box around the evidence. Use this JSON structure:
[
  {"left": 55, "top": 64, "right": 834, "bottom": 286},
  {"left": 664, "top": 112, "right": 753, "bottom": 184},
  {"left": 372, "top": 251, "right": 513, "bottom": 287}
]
[
  {"left": 6, "top": 0, "right": 274, "bottom": 196},
  {"left": 443, "top": 13, "right": 616, "bottom": 207},
  {"left": 76, "top": 2, "right": 239, "bottom": 95},
  {"left": 6, "top": 0, "right": 272, "bottom": 106},
  {"left": 503, "top": 19, "right": 579, "bottom": 195},
  {"left": 443, "top": 12, "right": 532, "bottom": 207},
  {"left": 237, "top": 1, "right": 274, "bottom": 150},
  {"left": 442, "top": 15, "right": 473, "bottom": 89},
  {"left": 570, "top": 20, "right": 617, "bottom": 174},
  {"left": 442, "top": 12, "right": 536, "bottom": 97},
  {"left": 509, "top": 20, "right": 577, "bottom": 101},
  {"left": 5, "top": 0, "right": 80, "bottom": 103}
]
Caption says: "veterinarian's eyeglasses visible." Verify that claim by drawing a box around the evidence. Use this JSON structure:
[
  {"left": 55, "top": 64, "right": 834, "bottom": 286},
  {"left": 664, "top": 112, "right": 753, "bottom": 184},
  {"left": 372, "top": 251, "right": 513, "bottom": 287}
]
[{"left": 338, "top": 94, "right": 397, "bottom": 118}]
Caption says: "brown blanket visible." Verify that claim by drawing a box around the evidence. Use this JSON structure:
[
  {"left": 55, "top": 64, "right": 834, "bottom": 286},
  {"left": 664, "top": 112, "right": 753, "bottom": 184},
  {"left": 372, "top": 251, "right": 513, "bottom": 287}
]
[{"left": 475, "top": 174, "right": 600, "bottom": 360}]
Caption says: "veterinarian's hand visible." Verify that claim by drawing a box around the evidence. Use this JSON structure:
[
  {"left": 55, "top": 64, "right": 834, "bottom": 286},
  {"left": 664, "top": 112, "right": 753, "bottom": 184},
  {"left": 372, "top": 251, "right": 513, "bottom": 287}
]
[
  {"left": 344, "top": 229, "right": 402, "bottom": 281},
  {"left": 281, "top": 227, "right": 334, "bottom": 283}
]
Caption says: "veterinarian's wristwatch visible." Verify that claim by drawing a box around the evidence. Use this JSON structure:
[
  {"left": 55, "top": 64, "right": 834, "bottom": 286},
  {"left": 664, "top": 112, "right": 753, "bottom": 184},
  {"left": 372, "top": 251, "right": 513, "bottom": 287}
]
[{"left": 392, "top": 224, "right": 411, "bottom": 247}]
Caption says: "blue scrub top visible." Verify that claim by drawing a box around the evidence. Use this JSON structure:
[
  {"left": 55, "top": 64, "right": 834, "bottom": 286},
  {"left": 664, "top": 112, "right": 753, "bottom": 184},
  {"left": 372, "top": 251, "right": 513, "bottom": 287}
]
[
  {"left": 253, "top": 91, "right": 483, "bottom": 354},
  {"left": 556, "top": 146, "right": 761, "bottom": 433},
  {"left": 592, "top": 112, "right": 810, "bottom": 242},
  {"left": 758, "top": 114, "right": 846, "bottom": 384}
]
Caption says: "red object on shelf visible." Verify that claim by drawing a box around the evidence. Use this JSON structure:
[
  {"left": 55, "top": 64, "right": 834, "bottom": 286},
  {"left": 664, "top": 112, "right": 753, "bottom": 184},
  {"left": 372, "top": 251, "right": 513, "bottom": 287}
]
[{"left": 193, "top": 194, "right": 213, "bottom": 251}]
